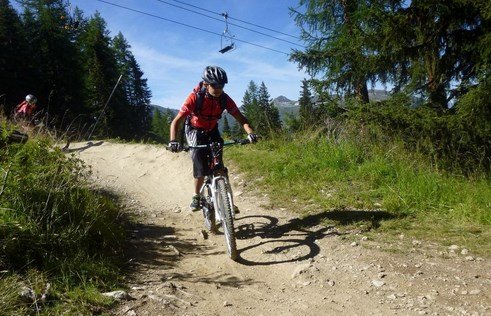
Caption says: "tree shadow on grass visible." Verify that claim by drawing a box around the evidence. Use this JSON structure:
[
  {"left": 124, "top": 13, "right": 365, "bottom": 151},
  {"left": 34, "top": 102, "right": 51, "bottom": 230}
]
[
  {"left": 314, "top": 208, "right": 399, "bottom": 229},
  {"left": 234, "top": 208, "right": 399, "bottom": 266}
]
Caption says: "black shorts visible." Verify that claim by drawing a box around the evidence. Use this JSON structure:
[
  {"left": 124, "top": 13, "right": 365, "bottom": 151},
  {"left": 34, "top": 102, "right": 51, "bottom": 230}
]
[{"left": 185, "top": 124, "right": 224, "bottom": 178}]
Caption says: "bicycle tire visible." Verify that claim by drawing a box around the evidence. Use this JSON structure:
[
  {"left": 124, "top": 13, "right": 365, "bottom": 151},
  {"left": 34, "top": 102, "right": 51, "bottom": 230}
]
[
  {"left": 202, "top": 185, "right": 216, "bottom": 232},
  {"left": 216, "top": 178, "right": 237, "bottom": 260}
]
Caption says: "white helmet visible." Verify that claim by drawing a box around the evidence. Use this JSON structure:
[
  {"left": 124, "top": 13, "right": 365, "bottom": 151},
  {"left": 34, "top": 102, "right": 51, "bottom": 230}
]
[{"left": 26, "top": 94, "right": 37, "bottom": 104}]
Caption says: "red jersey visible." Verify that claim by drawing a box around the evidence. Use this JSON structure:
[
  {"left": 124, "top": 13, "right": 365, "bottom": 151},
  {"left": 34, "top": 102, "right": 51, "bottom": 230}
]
[
  {"left": 15, "top": 101, "right": 36, "bottom": 116},
  {"left": 179, "top": 84, "right": 240, "bottom": 132}
]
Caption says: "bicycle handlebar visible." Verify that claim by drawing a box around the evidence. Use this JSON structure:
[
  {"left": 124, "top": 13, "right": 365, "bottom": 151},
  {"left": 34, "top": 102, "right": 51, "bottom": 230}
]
[{"left": 166, "top": 138, "right": 252, "bottom": 152}]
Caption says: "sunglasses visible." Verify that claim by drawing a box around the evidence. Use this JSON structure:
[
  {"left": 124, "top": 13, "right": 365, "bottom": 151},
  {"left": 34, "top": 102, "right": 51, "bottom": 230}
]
[{"left": 210, "top": 83, "right": 224, "bottom": 89}]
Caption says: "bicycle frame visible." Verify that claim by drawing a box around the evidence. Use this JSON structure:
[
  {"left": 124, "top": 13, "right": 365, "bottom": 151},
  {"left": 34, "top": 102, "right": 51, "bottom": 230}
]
[
  {"left": 199, "top": 141, "right": 241, "bottom": 217},
  {"left": 188, "top": 139, "right": 250, "bottom": 260}
]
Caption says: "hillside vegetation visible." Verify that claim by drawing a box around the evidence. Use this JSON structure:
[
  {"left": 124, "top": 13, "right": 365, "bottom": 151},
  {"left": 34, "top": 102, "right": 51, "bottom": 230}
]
[
  {"left": 0, "top": 123, "right": 129, "bottom": 315},
  {"left": 227, "top": 121, "right": 491, "bottom": 257}
]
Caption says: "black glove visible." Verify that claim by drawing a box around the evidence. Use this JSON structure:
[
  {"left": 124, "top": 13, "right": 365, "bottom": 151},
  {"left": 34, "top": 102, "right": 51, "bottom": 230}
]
[
  {"left": 168, "top": 141, "right": 181, "bottom": 152},
  {"left": 247, "top": 133, "right": 258, "bottom": 143}
]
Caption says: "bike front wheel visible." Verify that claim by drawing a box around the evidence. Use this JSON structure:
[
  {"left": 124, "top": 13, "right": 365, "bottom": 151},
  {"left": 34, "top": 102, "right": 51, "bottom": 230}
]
[
  {"left": 202, "top": 185, "right": 216, "bottom": 232},
  {"left": 216, "top": 178, "right": 237, "bottom": 260}
]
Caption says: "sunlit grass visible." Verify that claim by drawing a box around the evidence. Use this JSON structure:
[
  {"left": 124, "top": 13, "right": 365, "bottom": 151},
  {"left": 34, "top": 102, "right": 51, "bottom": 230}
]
[{"left": 228, "top": 131, "right": 491, "bottom": 256}]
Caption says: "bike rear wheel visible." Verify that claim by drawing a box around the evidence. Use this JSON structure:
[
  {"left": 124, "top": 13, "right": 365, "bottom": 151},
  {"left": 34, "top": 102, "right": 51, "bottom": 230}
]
[{"left": 216, "top": 178, "right": 237, "bottom": 260}]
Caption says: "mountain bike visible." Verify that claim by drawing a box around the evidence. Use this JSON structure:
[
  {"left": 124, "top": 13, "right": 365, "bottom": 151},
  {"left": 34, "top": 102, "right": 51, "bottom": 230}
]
[{"left": 168, "top": 139, "right": 251, "bottom": 261}]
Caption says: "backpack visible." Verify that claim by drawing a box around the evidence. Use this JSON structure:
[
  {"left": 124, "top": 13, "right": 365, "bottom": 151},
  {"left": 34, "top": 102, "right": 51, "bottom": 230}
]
[{"left": 193, "top": 85, "right": 228, "bottom": 119}]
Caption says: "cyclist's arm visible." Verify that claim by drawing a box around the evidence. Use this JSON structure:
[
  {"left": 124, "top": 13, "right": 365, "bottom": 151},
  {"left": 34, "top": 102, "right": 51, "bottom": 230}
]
[
  {"left": 231, "top": 112, "right": 254, "bottom": 134},
  {"left": 169, "top": 112, "right": 186, "bottom": 141}
]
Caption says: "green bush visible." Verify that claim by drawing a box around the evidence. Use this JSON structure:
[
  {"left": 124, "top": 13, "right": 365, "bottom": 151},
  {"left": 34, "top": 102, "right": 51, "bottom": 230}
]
[
  {"left": 346, "top": 91, "right": 490, "bottom": 175},
  {"left": 0, "top": 136, "right": 126, "bottom": 313}
]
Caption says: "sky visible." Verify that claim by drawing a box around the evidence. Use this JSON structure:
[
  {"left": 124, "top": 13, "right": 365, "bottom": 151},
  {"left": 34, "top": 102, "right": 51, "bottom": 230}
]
[{"left": 62, "top": 0, "right": 309, "bottom": 109}]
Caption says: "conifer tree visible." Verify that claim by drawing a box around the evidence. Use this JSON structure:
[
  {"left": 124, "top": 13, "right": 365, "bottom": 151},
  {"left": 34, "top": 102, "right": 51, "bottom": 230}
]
[
  {"left": 229, "top": 118, "right": 241, "bottom": 139},
  {"left": 79, "top": 12, "right": 126, "bottom": 137},
  {"left": 241, "top": 80, "right": 259, "bottom": 126},
  {"left": 241, "top": 80, "right": 281, "bottom": 136},
  {"left": 20, "top": 0, "right": 84, "bottom": 122},
  {"left": 222, "top": 115, "right": 231, "bottom": 139},
  {"left": 113, "top": 32, "right": 152, "bottom": 138},
  {"left": 0, "top": 0, "right": 27, "bottom": 110},
  {"left": 291, "top": 0, "right": 489, "bottom": 110},
  {"left": 150, "top": 108, "right": 171, "bottom": 142},
  {"left": 258, "top": 82, "right": 281, "bottom": 135},
  {"left": 298, "top": 79, "right": 314, "bottom": 127},
  {"left": 290, "top": 0, "right": 372, "bottom": 103}
]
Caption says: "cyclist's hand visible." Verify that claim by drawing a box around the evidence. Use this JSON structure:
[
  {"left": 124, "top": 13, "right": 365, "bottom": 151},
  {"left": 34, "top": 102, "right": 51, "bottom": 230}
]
[
  {"left": 168, "top": 141, "right": 181, "bottom": 152},
  {"left": 247, "top": 133, "right": 258, "bottom": 143}
]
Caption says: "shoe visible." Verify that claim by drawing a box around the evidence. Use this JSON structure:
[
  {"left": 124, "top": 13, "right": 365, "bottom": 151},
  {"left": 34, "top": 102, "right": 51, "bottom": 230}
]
[{"left": 189, "top": 194, "right": 201, "bottom": 212}]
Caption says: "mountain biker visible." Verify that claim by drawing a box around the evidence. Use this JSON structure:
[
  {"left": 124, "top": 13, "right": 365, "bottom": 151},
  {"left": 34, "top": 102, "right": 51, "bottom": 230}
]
[
  {"left": 14, "top": 94, "right": 37, "bottom": 118},
  {"left": 168, "top": 65, "right": 258, "bottom": 211}
]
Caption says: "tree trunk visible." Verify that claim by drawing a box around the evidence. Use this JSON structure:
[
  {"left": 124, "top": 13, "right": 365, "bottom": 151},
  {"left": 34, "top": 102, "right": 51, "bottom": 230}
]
[{"left": 355, "top": 81, "right": 369, "bottom": 104}]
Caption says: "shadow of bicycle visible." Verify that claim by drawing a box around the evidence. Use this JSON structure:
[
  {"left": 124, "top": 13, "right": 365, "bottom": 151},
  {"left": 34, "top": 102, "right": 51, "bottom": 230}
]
[{"left": 234, "top": 209, "right": 397, "bottom": 266}]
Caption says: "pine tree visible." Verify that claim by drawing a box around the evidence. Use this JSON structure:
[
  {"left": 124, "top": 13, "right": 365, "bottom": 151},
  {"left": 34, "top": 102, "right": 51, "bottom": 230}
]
[
  {"left": 0, "top": 0, "right": 26, "bottom": 110},
  {"left": 222, "top": 115, "right": 231, "bottom": 139},
  {"left": 241, "top": 80, "right": 281, "bottom": 137},
  {"left": 230, "top": 120, "right": 241, "bottom": 139},
  {"left": 291, "top": 0, "right": 489, "bottom": 110},
  {"left": 290, "top": 0, "right": 371, "bottom": 103},
  {"left": 258, "top": 82, "right": 281, "bottom": 135},
  {"left": 298, "top": 79, "right": 314, "bottom": 128},
  {"left": 241, "top": 80, "right": 259, "bottom": 125},
  {"left": 20, "top": 0, "right": 85, "bottom": 122},
  {"left": 113, "top": 32, "right": 152, "bottom": 138},
  {"left": 79, "top": 12, "right": 126, "bottom": 138},
  {"left": 150, "top": 108, "right": 173, "bottom": 143}
]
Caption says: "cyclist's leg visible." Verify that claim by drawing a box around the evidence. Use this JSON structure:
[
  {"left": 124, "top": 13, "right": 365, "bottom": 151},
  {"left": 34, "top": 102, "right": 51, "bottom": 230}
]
[
  {"left": 194, "top": 177, "right": 205, "bottom": 196},
  {"left": 186, "top": 126, "right": 208, "bottom": 210}
]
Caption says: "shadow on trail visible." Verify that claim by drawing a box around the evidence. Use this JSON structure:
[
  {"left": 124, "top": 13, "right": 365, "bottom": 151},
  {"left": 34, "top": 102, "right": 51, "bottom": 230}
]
[
  {"left": 234, "top": 209, "right": 397, "bottom": 266},
  {"left": 123, "top": 221, "right": 213, "bottom": 273},
  {"left": 98, "top": 186, "right": 212, "bottom": 283},
  {"left": 161, "top": 271, "right": 259, "bottom": 289},
  {"left": 123, "top": 220, "right": 259, "bottom": 288},
  {"left": 64, "top": 140, "right": 104, "bottom": 153}
]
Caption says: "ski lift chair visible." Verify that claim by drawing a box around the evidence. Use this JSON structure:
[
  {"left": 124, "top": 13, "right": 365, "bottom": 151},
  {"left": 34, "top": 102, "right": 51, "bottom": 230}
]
[{"left": 219, "top": 12, "right": 236, "bottom": 54}]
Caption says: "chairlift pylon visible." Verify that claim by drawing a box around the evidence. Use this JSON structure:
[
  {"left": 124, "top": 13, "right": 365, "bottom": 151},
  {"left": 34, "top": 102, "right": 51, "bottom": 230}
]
[{"left": 219, "top": 12, "right": 235, "bottom": 54}]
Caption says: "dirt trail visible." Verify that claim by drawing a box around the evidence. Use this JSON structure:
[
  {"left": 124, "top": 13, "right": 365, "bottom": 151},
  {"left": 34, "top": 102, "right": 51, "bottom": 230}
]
[{"left": 72, "top": 141, "right": 490, "bottom": 316}]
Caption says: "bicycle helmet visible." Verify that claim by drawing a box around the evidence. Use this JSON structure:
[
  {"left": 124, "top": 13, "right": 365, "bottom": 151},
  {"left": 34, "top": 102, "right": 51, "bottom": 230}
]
[
  {"left": 202, "top": 66, "right": 228, "bottom": 85},
  {"left": 25, "top": 94, "right": 37, "bottom": 104}
]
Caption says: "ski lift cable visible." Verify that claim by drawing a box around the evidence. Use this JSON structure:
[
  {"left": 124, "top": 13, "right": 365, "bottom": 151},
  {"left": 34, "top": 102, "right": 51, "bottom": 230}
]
[
  {"left": 94, "top": 0, "right": 289, "bottom": 56},
  {"left": 155, "top": 0, "right": 304, "bottom": 48},
  {"left": 167, "top": 0, "right": 300, "bottom": 40}
]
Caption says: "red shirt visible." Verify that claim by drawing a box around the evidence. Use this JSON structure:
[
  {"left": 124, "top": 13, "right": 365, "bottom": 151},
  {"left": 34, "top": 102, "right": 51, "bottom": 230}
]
[
  {"left": 179, "top": 84, "right": 240, "bottom": 132},
  {"left": 15, "top": 101, "right": 36, "bottom": 116}
]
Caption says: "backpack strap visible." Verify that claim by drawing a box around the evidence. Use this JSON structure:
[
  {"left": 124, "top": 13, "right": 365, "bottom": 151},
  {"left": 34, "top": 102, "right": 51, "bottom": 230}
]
[
  {"left": 194, "top": 86, "right": 228, "bottom": 118},
  {"left": 194, "top": 85, "right": 207, "bottom": 115}
]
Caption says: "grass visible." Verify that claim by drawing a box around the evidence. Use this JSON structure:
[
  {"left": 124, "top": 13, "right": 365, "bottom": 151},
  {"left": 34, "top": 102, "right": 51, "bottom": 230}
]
[
  {"left": 227, "top": 131, "right": 491, "bottom": 257},
  {"left": 0, "top": 122, "right": 129, "bottom": 315}
]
